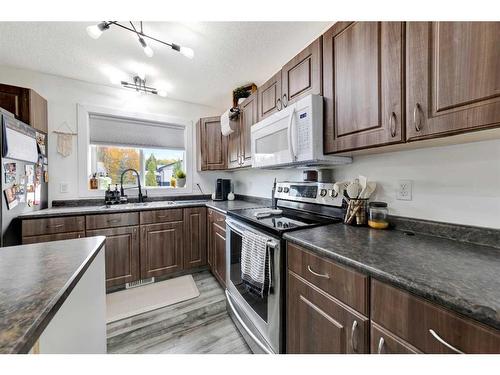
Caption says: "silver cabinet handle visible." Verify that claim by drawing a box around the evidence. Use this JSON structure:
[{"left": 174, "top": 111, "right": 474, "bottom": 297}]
[
  {"left": 46, "top": 224, "right": 64, "bottom": 229},
  {"left": 351, "top": 320, "right": 359, "bottom": 352},
  {"left": 282, "top": 93, "right": 288, "bottom": 108},
  {"left": 429, "top": 329, "right": 464, "bottom": 354},
  {"left": 389, "top": 112, "right": 396, "bottom": 137},
  {"left": 413, "top": 103, "right": 422, "bottom": 132},
  {"left": 276, "top": 97, "right": 282, "bottom": 111},
  {"left": 377, "top": 337, "right": 385, "bottom": 354},
  {"left": 307, "top": 265, "right": 329, "bottom": 279}
]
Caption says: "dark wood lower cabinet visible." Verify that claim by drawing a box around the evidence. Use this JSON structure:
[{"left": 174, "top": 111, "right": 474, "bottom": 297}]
[
  {"left": 212, "top": 222, "right": 226, "bottom": 289},
  {"left": 287, "top": 271, "right": 369, "bottom": 354},
  {"left": 22, "top": 231, "right": 84, "bottom": 244},
  {"left": 140, "top": 221, "right": 184, "bottom": 279},
  {"left": 371, "top": 322, "right": 421, "bottom": 354},
  {"left": 183, "top": 207, "right": 207, "bottom": 269},
  {"left": 86, "top": 226, "right": 140, "bottom": 288}
]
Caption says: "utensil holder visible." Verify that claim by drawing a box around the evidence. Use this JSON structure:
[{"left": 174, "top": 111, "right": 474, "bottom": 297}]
[{"left": 344, "top": 198, "right": 368, "bottom": 226}]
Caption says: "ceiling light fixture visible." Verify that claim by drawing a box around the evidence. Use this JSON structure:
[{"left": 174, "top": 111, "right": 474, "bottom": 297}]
[
  {"left": 86, "top": 21, "right": 194, "bottom": 59},
  {"left": 121, "top": 75, "right": 166, "bottom": 97}
]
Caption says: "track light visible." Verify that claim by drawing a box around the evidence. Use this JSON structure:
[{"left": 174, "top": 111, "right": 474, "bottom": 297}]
[
  {"left": 86, "top": 22, "right": 110, "bottom": 39},
  {"left": 87, "top": 22, "right": 195, "bottom": 59},
  {"left": 138, "top": 37, "right": 154, "bottom": 58}
]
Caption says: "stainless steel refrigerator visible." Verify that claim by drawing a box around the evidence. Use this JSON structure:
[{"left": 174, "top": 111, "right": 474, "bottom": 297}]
[{"left": 0, "top": 107, "right": 48, "bottom": 246}]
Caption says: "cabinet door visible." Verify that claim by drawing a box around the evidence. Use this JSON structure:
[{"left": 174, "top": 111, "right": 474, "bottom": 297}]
[
  {"left": 406, "top": 22, "right": 500, "bottom": 141},
  {"left": 287, "top": 271, "right": 369, "bottom": 354},
  {"left": 323, "top": 22, "right": 404, "bottom": 153},
  {"left": 239, "top": 92, "right": 258, "bottom": 167},
  {"left": 0, "top": 83, "right": 29, "bottom": 123},
  {"left": 29, "top": 90, "right": 48, "bottom": 133},
  {"left": 227, "top": 117, "right": 241, "bottom": 169},
  {"left": 183, "top": 207, "right": 207, "bottom": 269},
  {"left": 198, "top": 116, "right": 227, "bottom": 170},
  {"left": 257, "top": 71, "right": 282, "bottom": 120},
  {"left": 22, "top": 231, "right": 85, "bottom": 245},
  {"left": 212, "top": 222, "right": 226, "bottom": 288},
  {"left": 281, "top": 37, "right": 322, "bottom": 107},
  {"left": 140, "top": 221, "right": 184, "bottom": 279},
  {"left": 371, "top": 322, "right": 421, "bottom": 354},
  {"left": 207, "top": 209, "right": 214, "bottom": 269},
  {"left": 86, "top": 226, "right": 140, "bottom": 288}
]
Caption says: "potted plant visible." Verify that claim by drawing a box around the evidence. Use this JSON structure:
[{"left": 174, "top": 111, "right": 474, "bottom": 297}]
[{"left": 175, "top": 170, "right": 186, "bottom": 188}]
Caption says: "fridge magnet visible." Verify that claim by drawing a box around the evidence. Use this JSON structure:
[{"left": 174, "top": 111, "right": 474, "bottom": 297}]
[
  {"left": 3, "top": 162, "right": 16, "bottom": 184},
  {"left": 25, "top": 164, "right": 34, "bottom": 184},
  {"left": 43, "top": 156, "right": 48, "bottom": 165},
  {"left": 35, "top": 163, "right": 42, "bottom": 185},
  {"left": 4, "top": 186, "right": 18, "bottom": 210},
  {"left": 34, "top": 183, "right": 41, "bottom": 205},
  {"left": 44, "top": 171, "right": 49, "bottom": 183},
  {"left": 26, "top": 184, "right": 35, "bottom": 207},
  {"left": 54, "top": 121, "right": 77, "bottom": 158},
  {"left": 15, "top": 184, "right": 25, "bottom": 203},
  {"left": 36, "top": 132, "right": 46, "bottom": 156}
]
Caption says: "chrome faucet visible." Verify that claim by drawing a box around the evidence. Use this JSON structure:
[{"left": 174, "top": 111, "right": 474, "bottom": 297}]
[{"left": 120, "top": 168, "right": 147, "bottom": 203}]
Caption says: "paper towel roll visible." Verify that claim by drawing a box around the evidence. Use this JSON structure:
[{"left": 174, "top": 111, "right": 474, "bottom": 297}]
[{"left": 220, "top": 110, "right": 234, "bottom": 136}]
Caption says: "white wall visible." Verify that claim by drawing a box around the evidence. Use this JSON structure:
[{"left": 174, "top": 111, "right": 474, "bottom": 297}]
[
  {"left": 229, "top": 139, "right": 500, "bottom": 229},
  {"left": 0, "top": 65, "right": 226, "bottom": 202}
]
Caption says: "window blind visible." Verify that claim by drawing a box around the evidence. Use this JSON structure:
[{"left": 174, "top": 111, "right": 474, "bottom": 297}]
[{"left": 89, "top": 114, "right": 185, "bottom": 149}]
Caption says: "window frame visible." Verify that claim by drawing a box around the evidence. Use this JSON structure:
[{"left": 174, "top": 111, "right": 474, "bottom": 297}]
[{"left": 77, "top": 104, "right": 193, "bottom": 198}]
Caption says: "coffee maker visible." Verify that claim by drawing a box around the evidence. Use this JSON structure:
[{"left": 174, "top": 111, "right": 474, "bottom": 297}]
[{"left": 214, "top": 179, "right": 231, "bottom": 201}]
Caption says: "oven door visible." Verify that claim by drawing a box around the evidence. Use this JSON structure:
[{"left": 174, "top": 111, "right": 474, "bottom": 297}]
[{"left": 225, "top": 218, "right": 282, "bottom": 354}]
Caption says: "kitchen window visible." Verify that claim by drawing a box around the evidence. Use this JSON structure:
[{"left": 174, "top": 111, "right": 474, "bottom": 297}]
[{"left": 87, "top": 112, "right": 187, "bottom": 190}]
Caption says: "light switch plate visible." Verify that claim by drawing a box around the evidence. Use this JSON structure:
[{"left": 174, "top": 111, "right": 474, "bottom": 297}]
[
  {"left": 60, "top": 183, "right": 69, "bottom": 193},
  {"left": 397, "top": 180, "right": 412, "bottom": 201}
]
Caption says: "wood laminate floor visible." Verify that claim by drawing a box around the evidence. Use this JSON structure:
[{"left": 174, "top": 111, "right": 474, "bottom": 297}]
[{"left": 106, "top": 271, "right": 252, "bottom": 354}]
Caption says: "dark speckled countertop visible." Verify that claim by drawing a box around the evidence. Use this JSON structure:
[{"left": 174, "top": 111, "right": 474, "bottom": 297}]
[
  {"left": 0, "top": 236, "right": 106, "bottom": 354},
  {"left": 284, "top": 224, "right": 500, "bottom": 330},
  {"left": 18, "top": 199, "right": 266, "bottom": 219}
]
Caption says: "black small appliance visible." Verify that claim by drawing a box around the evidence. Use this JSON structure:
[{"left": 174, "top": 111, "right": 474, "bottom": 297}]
[{"left": 214, "top": 178, "right": 231, "bottom": 201}]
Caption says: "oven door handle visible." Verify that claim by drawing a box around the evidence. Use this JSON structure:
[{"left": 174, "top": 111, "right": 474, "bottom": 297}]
[
  {"left": 225, "top": 219, "right": 279, "bottom": 249},
  {"left": 226, "top": 289, "right": 274, "bottom": 354}
]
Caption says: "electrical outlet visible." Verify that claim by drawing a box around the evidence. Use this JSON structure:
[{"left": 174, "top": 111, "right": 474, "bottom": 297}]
[
  {"left": 60, "top": 183, "right": 69, "bottom": 193},
  {"left": 397, "top": 180, "right": 412, "bottom": 201}
]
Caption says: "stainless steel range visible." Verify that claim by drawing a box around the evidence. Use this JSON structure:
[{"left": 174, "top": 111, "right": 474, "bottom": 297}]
[{"left": 225, "top": 181, "right": 345, "bottom": 354}]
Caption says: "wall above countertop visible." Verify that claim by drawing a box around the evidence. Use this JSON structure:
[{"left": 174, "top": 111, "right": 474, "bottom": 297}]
[{"left": 229, "top": 138, "right": 500, "bottom": 229}]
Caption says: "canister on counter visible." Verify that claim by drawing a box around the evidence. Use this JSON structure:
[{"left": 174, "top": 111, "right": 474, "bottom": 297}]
[{"left": 368, "top": 201, "right": 389, "bottom": 229}]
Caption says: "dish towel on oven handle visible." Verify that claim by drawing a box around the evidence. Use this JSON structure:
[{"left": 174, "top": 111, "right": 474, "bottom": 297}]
[{"left": 241, "top": 229, "right": 272, "bottom": 298}]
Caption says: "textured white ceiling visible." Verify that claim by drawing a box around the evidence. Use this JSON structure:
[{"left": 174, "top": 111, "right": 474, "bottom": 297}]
[{"left": 0, "top": 22, "right": 332, "bottom": 110}]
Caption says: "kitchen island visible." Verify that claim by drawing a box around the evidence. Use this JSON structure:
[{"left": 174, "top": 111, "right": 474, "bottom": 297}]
[{"left": 0, "top": 236, "right": 106, "bottom": 354}]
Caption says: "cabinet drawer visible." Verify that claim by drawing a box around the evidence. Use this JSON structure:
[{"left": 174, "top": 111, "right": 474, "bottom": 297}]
[
  {"left": 22, "top": 231, "right": 85, "bottom": 244},
  {"left": 140, "top": 208, "right": 183, "bottom": 224},
  {"left": 22, "top": 216, "right": 85, "bottom": 236},
  {"left": 371, "top": 279, "right": 500, "bottom": 353},
  {"left": 208, "top": 209, "right": 226, "bottom": 227},
  {"left": 370, "top": 322, "right": 421, "bottom": 354},
  {"left": 287, "top": 243, "right": 369, "bottom": 315},
  {"left": 86, "top": 212, "right": 139, "bottom": 230}
]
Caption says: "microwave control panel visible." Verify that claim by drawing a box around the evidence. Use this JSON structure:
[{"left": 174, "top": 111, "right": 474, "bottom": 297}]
[{"left": 296, "top": 110, "right": 311, "bottom": 156}]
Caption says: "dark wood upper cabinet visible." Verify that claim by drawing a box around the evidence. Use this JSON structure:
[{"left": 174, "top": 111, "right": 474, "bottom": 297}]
[
  {"left": 239, "top": 92, "right": 257, "bottom": 167},
  {"left": 183, "top": 207, "right": 207, "bottom": 269},
  {"left": 281, "top": 37, "right": 322, "bottom": 107},
  {"left": 287, "top": 271, "right": 369, "bottom": 354},
  {"left": 323, "top": 22, "right": 404, "bottom": 154},
  {"left": 197, "top": 116, "right": 227, "bottom": 171},
  {"left": 257, "top": 71, "right": 282, "bottom": 120},
  {"left": 86, "top": 226, "right": 140, "bottom": 288},
  {"left": 140, "top": 221, "right": 184, "bottom": 279},
  {"left": 227, "top": 117, "right": 241, "bottom": 169},
  {"left": 406, "top": 22, "right": 500, "bottom": 141},
  {"left": 0, "top": 83, "right": 48, "bottom": 133}
]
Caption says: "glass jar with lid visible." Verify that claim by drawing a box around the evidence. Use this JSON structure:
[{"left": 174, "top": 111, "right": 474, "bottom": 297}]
[{"left": 368, "top": 202, "right": 389, "bottom": 229}]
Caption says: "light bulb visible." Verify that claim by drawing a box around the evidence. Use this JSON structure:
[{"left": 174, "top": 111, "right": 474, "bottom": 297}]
[
  {"left": 180, "top": 46, "right": 194, "bottom": 59},
  {"left": 143, "top": 45, "right": 154, "bottom": 58},
  {"left": 138, "top": 37, "right": 154, "bottom": 58},
  {"left": 86, "top": 22, "right": 109, "bottom": 39}
]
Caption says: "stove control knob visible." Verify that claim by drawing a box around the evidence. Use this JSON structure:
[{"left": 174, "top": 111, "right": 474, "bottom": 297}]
[
  {"left": 320, "top": 189, "right": 327, "bottom": 197},
  {"left": 283, "top": 187, "right": 290, "bottom": 193},
  {"left": 329, "top": 189, "right": 337, "bottom": 198},
  {"left": 277, "top": 187, "right": 283, "bottom": 192}
]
